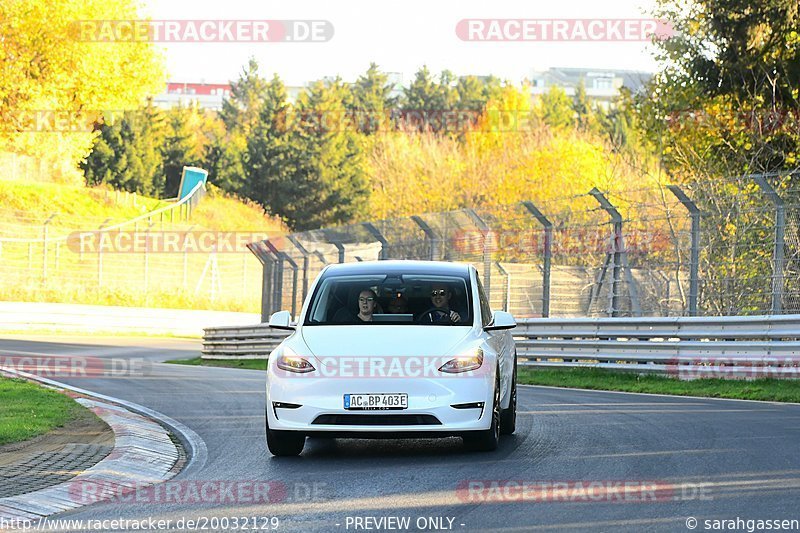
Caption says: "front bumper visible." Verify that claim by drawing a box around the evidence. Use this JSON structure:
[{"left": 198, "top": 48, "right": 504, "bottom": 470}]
[{"left": 266, "top": 374, "right": 494, "bottom": 434}]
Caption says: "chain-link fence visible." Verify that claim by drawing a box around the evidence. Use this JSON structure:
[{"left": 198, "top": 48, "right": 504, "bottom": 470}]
[
  {"left": 0, "top": 184, "right": 266, "bottom": 313},
  {"left": 251, "top": 172, "right": 800, "bottom": 321}
]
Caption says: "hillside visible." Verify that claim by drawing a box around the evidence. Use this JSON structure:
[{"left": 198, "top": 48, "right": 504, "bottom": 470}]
[{"left": 0, "top": 181, "right": 285, "bottom": 312}]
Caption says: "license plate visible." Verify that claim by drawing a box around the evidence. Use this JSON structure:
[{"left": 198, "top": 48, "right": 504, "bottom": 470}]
[{"left": 344, "top": 393, "right": 408, "bottom": 410}]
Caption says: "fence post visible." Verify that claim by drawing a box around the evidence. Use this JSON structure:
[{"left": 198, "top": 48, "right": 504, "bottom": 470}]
[
  {"left": 666, "top": 185, "right": 702, "bottom": 316},
  {"left": 42, "top": 214, "right": 56, "bottom": 285},
  {"left": 288, "top": 236, "right": 311, "bottom": 302},
  {"left": 495, "top": 262, "right": 510, "bottom": 312},
  {"left": 280, "top": 254, "right": 299, "bottom": 319},
  {"left": 242, "top": 253, "right": 248, "bottom": 297},
  {"left": 588, "top": 189, "right": 641, "bottom": 317},
  {"left": 521, "top": 201, "right": 553, "bottom": 317},
  {"left": 97, "top": 218, "right": 111, "bottom": 289},
  {"left": 410, "top": 215, "right": 439, "bottom": 261},
  {"left": 182, "top": 225, "right": 194, "bottom": 289},
  {"left": 363, "top": 222, "right": 389, "bottom": 260},
  {"left": 144, "top": 222, "right": 154, "bottom": 295},
  {"left": 262, "top": 255, "right": 274, "bottom": 321},
  {"left": 752, "top": 174, "right": 786, "bottom": 314},
  {"left": 264, "top": 240, "right": 286, "bottom": 314},
  {"left": 246, "top": 241, "right": 274, "bottom": 322},
  {"left": 331, "top": 241, "right": 346, "bottom": 264},
  {"left": 464, "top": 209, "right": 492, "bottom": 296}
]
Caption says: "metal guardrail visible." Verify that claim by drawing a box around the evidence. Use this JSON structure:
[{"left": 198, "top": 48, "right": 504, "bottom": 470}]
[{"left": 202, "top": 315, "right": 800, "bottom": 378}]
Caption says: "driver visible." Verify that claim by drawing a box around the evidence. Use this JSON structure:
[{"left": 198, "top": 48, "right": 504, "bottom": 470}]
[{"left": 420, "top": 283, "right": 462, "bottom": 324}]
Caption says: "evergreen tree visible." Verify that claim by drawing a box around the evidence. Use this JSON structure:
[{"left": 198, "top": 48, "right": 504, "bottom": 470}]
[
  {"left": 573, "top": 79, "right": 591, "bottom": 130},
  {"left": 350, "top": 63, "right": 396, "bottom": 134},
  {"left": 219, "top": 58, "right": 269, "bottom": 136},
  {"left": 244, "top": 75, "right": 295, "bottom": 221},
  {"left": 161, "top": 106, "right": 203, "bottom": 197},
  {"left": 82, "top": 103, "right": 165, "bottom": 196},
  {"left": 287, "top": 80, "right": 370, "bottom": 230}
]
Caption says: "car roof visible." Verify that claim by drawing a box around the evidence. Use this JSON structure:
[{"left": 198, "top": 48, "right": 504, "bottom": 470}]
[{"left": 320, "top": 260, "right": 472, "bottom": 278}]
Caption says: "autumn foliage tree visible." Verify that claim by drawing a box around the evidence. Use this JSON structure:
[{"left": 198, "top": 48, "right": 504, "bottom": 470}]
[{"left": 0, "top": 0, "right": 164, "bottom": 183}]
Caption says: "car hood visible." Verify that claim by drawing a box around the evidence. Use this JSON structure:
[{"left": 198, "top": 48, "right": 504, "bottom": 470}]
[{"left": 300, "top": 325, "right": 473, "bottom": 365}]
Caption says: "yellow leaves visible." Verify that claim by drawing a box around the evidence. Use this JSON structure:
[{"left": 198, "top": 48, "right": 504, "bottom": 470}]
[
  {"left": 366, "top": 123, "right": 647, "bottom": 221},
  {"left": 1, "top": 0, "right": 165, "bottom": 181}
]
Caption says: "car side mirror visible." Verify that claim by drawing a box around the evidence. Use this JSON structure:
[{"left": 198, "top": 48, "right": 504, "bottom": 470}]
[
  {"left": 484, "top": 311, "right": 516, "bottom": 331},
  {"left": 268, "top": 310, "right": 295, "bottom": 330}
]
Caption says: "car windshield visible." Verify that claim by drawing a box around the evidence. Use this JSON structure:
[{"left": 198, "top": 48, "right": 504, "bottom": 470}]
[{"left": 304, "top": 273, "right": 473, "bottom": 326}]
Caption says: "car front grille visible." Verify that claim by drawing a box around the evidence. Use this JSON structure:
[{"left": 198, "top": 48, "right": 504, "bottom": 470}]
[{"left": 311, "top": 414, "right": 442, "bottom": 426}]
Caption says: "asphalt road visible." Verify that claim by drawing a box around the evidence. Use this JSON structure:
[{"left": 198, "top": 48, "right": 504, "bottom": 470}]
[{"left": 2, "top": 335, "right": 800, "bottom": 532}]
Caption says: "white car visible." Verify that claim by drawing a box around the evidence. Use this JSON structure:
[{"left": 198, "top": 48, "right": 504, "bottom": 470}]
[{"left": 265, "top": 260, "right": 517, "bottom": 456}]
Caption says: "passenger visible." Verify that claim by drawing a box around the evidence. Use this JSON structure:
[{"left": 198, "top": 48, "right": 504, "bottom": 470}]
[
  {"left": 356, "top": 289, "right": 378, "bottom": 322},
  {"left": 332, "top": 288, "right": 378, "bottom": 323},
  {"left": 420, "top": 283, "right": 462, "bottom": 323}
]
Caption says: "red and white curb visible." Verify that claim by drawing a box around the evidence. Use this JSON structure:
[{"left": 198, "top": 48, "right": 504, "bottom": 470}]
[
  {"left": 0, "top": 369, "right": 207, "bottom": 527},
  {"left": 0, "top": 398, "right": 178, "bottom": 523}
]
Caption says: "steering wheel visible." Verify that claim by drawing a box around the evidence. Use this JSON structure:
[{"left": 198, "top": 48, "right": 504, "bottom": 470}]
[{"left": 417, "top": 307, "right": 451, "bottom": 324}]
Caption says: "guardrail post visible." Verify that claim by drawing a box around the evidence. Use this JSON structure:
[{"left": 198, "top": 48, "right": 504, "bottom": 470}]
[
  {"left": 464, "top": 209, "right": 492, "bottom": 296},
  {"left": 363, "top": 222, "right": 389, "bottom": 260},
  {"left": 588, "top": 189, "right": 641, "bottom": 317},
  {"left": 288, "top": 236, "right": 311, "bottom": 301},
  {"left": 666, "top": 185, "right": 702, "bottom": 316},
  {"left": 521, "top": 201, "right": 553, "bottom": 317},
  {"left": 752, "top": 174, "right": 786, "bottom": 314},
  {"left": 411, "top": 215, "right": 440, "bottom": 261}
]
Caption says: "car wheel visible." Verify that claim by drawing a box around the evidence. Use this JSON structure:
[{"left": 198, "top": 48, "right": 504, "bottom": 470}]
[
  {"left": 500, "top": 355, "right": 517, "bottom": 436},
  {"left": 463, "top": 370, "right": 500, "bottom": 452},
  {"left": 266, "top": 416, "right": 305, "bottom": 456}
]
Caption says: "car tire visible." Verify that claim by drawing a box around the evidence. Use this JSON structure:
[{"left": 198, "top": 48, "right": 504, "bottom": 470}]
[
  {"left": 500, "top": 355, "right": 517, "bottom": 436},
  {"left": 463, "top": 371, "right": 500, "bottom": 452},
  {"left": 266, "top": 417, "right": 305, "bottom": 456}
]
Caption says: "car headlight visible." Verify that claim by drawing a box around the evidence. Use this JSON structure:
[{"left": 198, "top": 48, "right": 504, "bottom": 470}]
[
  {"left": 275, "top": 348, "right": 316, "bottom": 373},
  {"left": 439, "top": 349, "right": 483, "bottom": 373}
]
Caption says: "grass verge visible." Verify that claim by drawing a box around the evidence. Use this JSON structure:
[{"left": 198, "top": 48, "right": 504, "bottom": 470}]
[
  {"left": 518, "top": 367, "right": 800, "bottom": 403},
  {"left": 165, "top": 357, "right": 266, "bottom": 371},
  {"left": 0, "top": 377, "right": 85, "bottom": 446}
]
